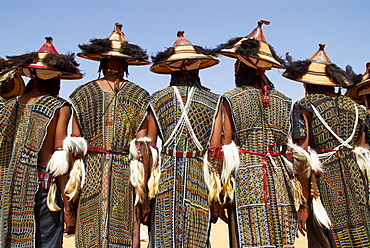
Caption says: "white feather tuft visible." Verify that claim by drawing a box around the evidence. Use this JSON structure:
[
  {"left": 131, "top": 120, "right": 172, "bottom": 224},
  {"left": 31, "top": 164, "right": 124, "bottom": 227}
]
[
  {"left": 221, "top": 141, "right": 239, "bottom": 203},
  {"left": 47, "top": 183, "right": 61, "bottom": 211},
  {"left": 46, "top": 150, "right": 69, "bottom": 177},
  {"left": 311, "top": 197, "right": 331, "bottom": 229}
]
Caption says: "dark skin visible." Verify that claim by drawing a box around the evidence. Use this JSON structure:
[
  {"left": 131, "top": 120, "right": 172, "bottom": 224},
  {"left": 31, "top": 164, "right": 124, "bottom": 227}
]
[
  {"left": 18, "top": 90, "right": 75, "bottom": 234},
  {"left": 71, "top": 58, "right": 156, "bottom": 247},
  {"left": 295, "top": 84, "right": 366, "bottom": 237}
]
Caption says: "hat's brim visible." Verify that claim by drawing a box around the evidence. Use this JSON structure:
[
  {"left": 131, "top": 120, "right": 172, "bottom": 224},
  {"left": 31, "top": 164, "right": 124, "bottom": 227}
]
[
  {"left": 345, "top": 75, "right": 370, "bottom": 104},
  {"left": 77, "top": 52, "right": 150, "bottom": 66},
  {"left": 150, "top": 56, "right": 219, "bottom": 74},
  {"left": 23, "top": 64, "right": 83, "bottom": 80},
  {"left": 1, "top": 73, "right": 25, "bottom": 99}
]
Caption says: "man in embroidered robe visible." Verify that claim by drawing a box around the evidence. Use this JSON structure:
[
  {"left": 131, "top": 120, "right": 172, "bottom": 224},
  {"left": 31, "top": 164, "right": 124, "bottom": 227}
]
[
  {"left": 69, "top": 23, "right": 156, "bottom": 247},
  {"left": 208, "top": 20, "right": 298, "bottom": 248},
  {"left": 0, "top": 37, "right": 82, "bottom": 247},
  {"left": 148, "top": 31, "right": 220, "bottom": 248},
  {"left": 284, "top": 44, "right": 370, "bottom": 247}
]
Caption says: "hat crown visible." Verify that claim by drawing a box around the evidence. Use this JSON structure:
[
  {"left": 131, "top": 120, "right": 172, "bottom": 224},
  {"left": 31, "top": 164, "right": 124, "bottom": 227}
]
[
  {"left": 173, "top": 31, "right": 192, "bottom": 46},
  {"left": 309, "top": 43, "right": 331, "bottom": 63},
  {"left": 108, "top": 23, "right": 127, "bottom": 42},
  {"left": 246, "top": 20, "right": 270, "bottom": 42},
  {"left": 38, "top": 37, "right": 58, "bottom": 53}
]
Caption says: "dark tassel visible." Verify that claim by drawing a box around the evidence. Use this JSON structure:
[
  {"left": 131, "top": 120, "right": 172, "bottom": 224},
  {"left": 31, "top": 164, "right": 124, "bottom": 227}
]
[
  {"left": 78, "top": 38, "right": 112, "bottom": 54},
  {"left": 283, "top": 59, "right": 311, "bottom": 80},
  {"left": 236, "top": 39, "right": 260, "bottom": 57},
  {"left": 151, "top": 47, "right": 175, "bottom": 64},
  {"left": 213, "top": 37, "right": 243, "bottom": 53},
  {"left": 43, "top": 53, "right": 81, "bottom": 75},
  {"left": 268, "top": 44, "right": 286, "bottom": 67},
  {"left": 194, "top": 46, "right": 218, "bottom": 56},
  {"left": 345, "top": 65, "right": 362, "bottom": 86},
  {"left": 119, "top": 42, "right": 148, "bottom": 61},
  {"left": 325, "top": 63, "right": 351, "bottom": 86}
]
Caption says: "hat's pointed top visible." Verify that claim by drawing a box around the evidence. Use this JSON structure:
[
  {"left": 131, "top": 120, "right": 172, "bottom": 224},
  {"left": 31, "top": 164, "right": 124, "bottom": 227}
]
[
  {"left": 108, "top": 23, "right": 127, "bottom": 43},
  {"left": 173, "top": 31, "right": 192, "bottom": 46},
  {"left": 309, "top": 43, "right": 331, "bottom": 63},
  {"left": 246, "top": 20, "right": 270, "bottom": 42},
  {"left": 38, "top": 37, "right": 58, "bottom": 53}
]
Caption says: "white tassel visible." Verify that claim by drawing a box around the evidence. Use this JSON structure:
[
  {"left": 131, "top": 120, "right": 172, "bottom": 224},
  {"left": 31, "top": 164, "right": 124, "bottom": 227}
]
[
  {"left": 221, "top": 141, "right": 240, "bottom": 203},
  {"left": 308, "top": 149, "right": 323, "bottom": 175},
  {"left": 46, "top": 150, "right": 69, "bottom": 177},
  {"left": 147, "top": 143, "right": 161, "bottom": 199},
  {"left": 281, "top": 155, "right": 294, "bottom": 175},
  {"left": 47, "top": 183, "right": 61, "bottom": 211},
  {"left": 63, "top": 136, "right": 88, "bottom": 200},
  {"left": 312, "top": 197, "right": 332, "bottom": 229},
  {"left": 286, "top": 139, "right": 312, "bottom": 177},
  {"left": 203, "top": 152, "right": 222, "bottom": 203}
]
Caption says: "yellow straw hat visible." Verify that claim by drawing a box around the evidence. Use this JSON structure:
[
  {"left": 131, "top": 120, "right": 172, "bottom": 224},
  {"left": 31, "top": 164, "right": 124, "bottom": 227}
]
[
  {"left": 345, "top": 62, "right": 370, "bottom": 104},
  {"left": 0, "top": 58, "right": 25, "bottom": 100},
  {"left": 150, "top": 31, "right": 219, "bottom": 74},
  {"left": 283, "top": 44, "right": 351, "bottom": 87},
  {"left": 78, "top": 23, "right": 150, "bottom": 66},
  {"left": 215, "top": 20, "right": 285, "bottom": 70},
  {"left": 1, "top": 37, "right": 82, "bottom": 81}
]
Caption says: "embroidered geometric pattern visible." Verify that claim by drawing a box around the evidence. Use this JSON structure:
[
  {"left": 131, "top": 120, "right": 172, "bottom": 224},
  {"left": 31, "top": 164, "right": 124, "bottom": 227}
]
[
  {"left": 0, "top": 95, "right": 67, "bottom": 247},
  {"left": 292, "top": 94, "right": 370, "bottom": 247},
  {"left": 224, "top": 85, "right": 297, "bottom": 247},
  {"left": 150, "top": 86, "right": 220, "bottom": 247},
  {"left": 70, "top": 81, "right": 149, "bottom": 247}
]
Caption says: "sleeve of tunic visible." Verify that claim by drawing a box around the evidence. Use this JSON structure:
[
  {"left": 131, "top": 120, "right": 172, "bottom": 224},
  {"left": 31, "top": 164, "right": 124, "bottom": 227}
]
[{"left": 291, "top": 100, "right": 307, "bottom": 141}]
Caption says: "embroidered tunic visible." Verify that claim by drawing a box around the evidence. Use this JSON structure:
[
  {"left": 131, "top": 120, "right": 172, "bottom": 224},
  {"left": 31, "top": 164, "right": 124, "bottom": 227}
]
[
  {"left": 70, "top": 81, "right": 149, "bottom": 248},
  {"left": 292, "top": 94, "right": 370, "bottom": 247},
  {"left": 150, "top": 86, "right": 220, "bottom": 248},
  {"left": 0, "top": 95, "right": 67, "bottom": 248},
  {"left": 224, "top": 85, "right": 297, "bottom": 248}
]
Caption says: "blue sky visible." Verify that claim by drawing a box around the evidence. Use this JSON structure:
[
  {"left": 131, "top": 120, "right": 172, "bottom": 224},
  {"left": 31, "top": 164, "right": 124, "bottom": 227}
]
[{"left": 1, "top": 0, "right": 369, "bottom": 103}]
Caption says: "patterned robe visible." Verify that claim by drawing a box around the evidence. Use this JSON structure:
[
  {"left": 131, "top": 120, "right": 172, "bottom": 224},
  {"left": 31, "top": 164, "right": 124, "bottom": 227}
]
[
  {"left": 292, "top": 94, "right": 370, "bottom": 247},
  {"left": 224, "top": 85, "right": 297, "bottom": 248},
  {"left": 0, "top": 95, "right": 67, "bottom": 247},
  {"left": 70, "top": 80, "right": 149, "bottom": 248},
  {"left": 150, "top": 86, "right": 220, "bottom": 248}
]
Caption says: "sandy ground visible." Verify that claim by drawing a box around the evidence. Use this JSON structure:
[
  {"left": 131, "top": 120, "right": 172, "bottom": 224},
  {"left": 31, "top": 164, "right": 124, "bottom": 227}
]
[{"left": 63, "top": 222, "right": 308, "bottom": 247}]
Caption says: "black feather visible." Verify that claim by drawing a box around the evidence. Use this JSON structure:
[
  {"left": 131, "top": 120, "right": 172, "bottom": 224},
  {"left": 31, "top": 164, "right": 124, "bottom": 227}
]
[
  {"left": 78, "top": 38, "right": 112, "bottom": 54},
  {"left": 285, "top": 52, "right": 293, "bottom": 64},
  {"left": 43, "top": 53, "right": 81, "bottom": 75},
  {"left": 283, "top": 60, "right": 311, "bottom": 80},
  {"left": 6, "top": 52, "right": 39, "bottom": 67},
  {"left": 213, "top": 37, "right": 243, "bottom": 53},
  {"left": 151, "top": 47, "right": 175, "bottom": 64},
  {"left": 268, "top": 44, "right": 286, "bottom": 67},
  {"left": 325, "top": 63, "right": 350, "bottom": 86},
  {"left": 235, "top": 39, "right": 260, "bottom": 57},
  {"left": 345, "top": 65, "right": 363, "bottom": 86},
  {"left": 193, "top": 46, "right": 218, "bottom": 56},
  {"left": 119, "top": 42, "right": 148, "bottom": 61}
]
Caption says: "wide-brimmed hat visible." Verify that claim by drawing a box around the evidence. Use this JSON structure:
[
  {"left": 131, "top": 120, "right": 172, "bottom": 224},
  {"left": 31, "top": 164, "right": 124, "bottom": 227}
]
[
  {"left": 0, "top": 37, "right": 82, "bottom": 81},
  {"left": 215, "top": 20, "right": 285, "bottom": 70},
  {"left": 345, "top": 62, "right": 370, "bottom": 104},
  {"left": 150, "top": 31, "right": 219, "bottom": 74},
  {"left": 0, "top": 58, "right": 25, "bottom": 100},
  {"left": 283, "top": 44, "right": 352, "bottom": 87},
  {"left": 78, "top": 23, "right": 150, "bottom": 66}
]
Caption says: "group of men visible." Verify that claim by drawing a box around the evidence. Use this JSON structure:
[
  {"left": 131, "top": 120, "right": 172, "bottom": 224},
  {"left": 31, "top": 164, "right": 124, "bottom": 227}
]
[{"left": 0, "top": 20, "right": 370, "bottom": 248}]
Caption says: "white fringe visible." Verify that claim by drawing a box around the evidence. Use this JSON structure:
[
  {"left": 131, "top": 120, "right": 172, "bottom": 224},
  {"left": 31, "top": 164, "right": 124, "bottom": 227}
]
[
  {"left": 46, "top": 150, "right": 69, "bottom": 177},
  {"left": 281, "top": 156, "right": 294, "bottom": 175},
  {"left": 63, "top": 136, "right": 88, "bottom": 200},
  {"left": 312, "top": 197, "right": 332, "bottom": 229},
  {"left": 221, "top": 141, "right": 239, "bottom": 203},
  {"left": 147, "top": 143, "right": 160, "bottom": 199},
  {"left": 129, "top": 137, "right": 153, "bottom": 205},
  {"left": 47, "top": 183, "right": 61, "bottom": 211},
  {"left": 203, "top": 152, "right": 222, "bottom": 203}
]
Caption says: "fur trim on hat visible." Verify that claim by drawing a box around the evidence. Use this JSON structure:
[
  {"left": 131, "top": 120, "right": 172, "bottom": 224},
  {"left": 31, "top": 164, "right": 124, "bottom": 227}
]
[
  {"left": 42, "top": 53, "right": 81, "bottom": 75},
  {"left": 194, "top": 46, "right": 218, "bottom": 56},
  {"left": 78, "top": 38, "right": 112, "bottom": 54},
  {"left": 236, "top": 39, "right": 260, "bottom": 57},
  {"left": 345, "top": 65, "right": 363, "bottom": 86},
  {"left": 151, "top": 47, "right": 175, "bottom": 64},
  {"left": 5, "top": 52, "right": 39, "bottom": 67},
  {"left": 325, "top": 63, "right": 351, "bottom": 86},
  {"left": 269, "top": 44, "right": 286, "bottom": 67},
  {"left": 214, "top": 37, "right": 243, "bottom": 53},
  {"left": 284, "top": 53, "right": 311, "bottom": 80},
  {"left": 119, "top": 42, "right": 149, "bottom": 61}
]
